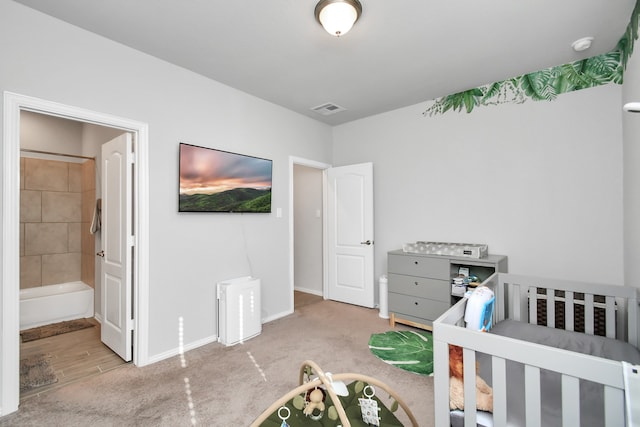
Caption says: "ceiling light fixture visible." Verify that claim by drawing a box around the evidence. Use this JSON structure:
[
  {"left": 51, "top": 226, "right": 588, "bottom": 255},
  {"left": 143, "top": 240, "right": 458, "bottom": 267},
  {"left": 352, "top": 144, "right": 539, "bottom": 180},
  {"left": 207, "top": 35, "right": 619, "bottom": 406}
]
[{"left": 315, "top": 0, "right": 362, "bottom": 37}]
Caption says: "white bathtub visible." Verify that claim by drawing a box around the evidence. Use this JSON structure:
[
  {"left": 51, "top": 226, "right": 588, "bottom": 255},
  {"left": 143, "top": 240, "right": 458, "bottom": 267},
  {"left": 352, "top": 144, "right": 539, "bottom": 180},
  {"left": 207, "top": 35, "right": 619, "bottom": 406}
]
[{"left": 20, "top": 281, "right": 94, "bottom": 330}]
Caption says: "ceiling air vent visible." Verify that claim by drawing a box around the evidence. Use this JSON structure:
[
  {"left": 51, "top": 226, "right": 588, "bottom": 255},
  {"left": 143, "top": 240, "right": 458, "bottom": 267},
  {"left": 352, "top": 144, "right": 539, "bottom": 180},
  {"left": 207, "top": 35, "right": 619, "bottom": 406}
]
[{"left": 311, "top": 102, "right": 346, "bottom": 116}]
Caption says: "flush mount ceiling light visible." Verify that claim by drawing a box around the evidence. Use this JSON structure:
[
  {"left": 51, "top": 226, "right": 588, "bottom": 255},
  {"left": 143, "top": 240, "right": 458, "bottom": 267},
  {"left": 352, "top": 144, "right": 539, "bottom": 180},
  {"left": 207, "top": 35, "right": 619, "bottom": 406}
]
[{"left": 315, "top": 0, "right": 362, "bottom": 37}]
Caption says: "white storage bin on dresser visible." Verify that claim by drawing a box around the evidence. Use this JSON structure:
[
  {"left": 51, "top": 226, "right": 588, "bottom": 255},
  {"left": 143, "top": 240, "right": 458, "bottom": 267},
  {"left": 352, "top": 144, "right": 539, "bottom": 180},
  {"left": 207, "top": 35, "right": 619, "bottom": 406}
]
[{"left": 217, "top": 276, "right": 262, "bottom": 346}]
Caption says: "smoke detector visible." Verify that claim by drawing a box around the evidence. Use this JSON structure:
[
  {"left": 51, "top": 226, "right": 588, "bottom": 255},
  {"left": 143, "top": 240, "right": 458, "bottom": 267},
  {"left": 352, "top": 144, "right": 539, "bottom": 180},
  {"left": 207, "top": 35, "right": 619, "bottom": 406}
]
[
  {"left": 311, "top": 102, "right": 347, "bottom": 116},
  {"left": 623, "top": 102, "right": 640, "bottom": 113},
  {"left": 571, "top": 37, "right": 593, "bottom": 52}
]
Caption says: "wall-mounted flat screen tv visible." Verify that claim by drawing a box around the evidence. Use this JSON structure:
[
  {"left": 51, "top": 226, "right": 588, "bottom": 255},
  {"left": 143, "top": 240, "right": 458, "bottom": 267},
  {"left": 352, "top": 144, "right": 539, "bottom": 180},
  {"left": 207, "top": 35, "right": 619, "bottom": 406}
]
[{"left": 179, "top": 143, "right": 272, "bottom": 213}]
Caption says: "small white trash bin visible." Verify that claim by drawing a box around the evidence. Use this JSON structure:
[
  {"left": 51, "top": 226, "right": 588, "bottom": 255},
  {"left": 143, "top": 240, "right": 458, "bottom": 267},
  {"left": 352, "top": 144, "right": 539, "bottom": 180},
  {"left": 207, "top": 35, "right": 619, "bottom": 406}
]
[{"left": 379, "top": 274, "right": 389, "bottom": 319}]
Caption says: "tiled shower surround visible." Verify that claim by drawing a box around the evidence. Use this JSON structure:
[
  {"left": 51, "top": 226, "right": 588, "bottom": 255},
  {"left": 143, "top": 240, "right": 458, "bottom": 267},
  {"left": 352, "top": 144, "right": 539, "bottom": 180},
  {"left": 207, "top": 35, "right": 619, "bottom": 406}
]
[{"left": 20, "top": 157, "right": 96, "bottom": 289}]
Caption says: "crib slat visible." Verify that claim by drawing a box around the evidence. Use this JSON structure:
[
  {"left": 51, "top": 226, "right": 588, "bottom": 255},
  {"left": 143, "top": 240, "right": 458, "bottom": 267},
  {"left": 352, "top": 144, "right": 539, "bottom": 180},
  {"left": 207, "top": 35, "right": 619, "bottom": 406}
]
[
  {"left": 510, "top": 282, "right": 521, "bottom": 321},
  {"left": 525, "top": 365, "right": 541, "bottom": 427},
  {"left": 520, "top": 284, "right": 530, "bottom": 322},
  {"left": 561, "top": 375, "right": 580, "bottom": 426},
  {"left": 432, "top": 339, "right": 449, "bottom": 427},
  {"left": 616, "top": 297, "right": 628, "bottom": 344},
  {"left": 494, "top": 274, "right": 505, "bottom": 323},
  {"left": 547, "top": 288, "right": 556, "bottom": 328},
  {"left": 565, "top": 291, "right": 575, "bottom": 332},
  {"left": 630, "top": 295, "right": 639, "bottom": 347},
  {"left": 529, "top": 286, "right": 537, "bottom": 325},
  {"left": 462, "top": 347, "right": 478, "bottom": 427},
  {"left": 491, "top": 356, "right": 507, "bottom": 427},
  {"left": 604, "top": 385, "right": 625, "bottom": 426},
  {"left": 585, "top": 294, "right": 595, "bottom": 335},
  {"left": 605, "top": 296, "right": 615, "bottom": 339}
]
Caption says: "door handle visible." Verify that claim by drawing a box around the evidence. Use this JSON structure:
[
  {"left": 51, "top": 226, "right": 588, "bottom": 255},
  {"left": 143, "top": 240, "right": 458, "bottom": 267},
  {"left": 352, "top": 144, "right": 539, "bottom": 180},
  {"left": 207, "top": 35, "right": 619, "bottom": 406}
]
[
  {"left": 96, "top": 250, "right": 105, "bottom": 257},
  {"left": 360, "top": 240, "right": 373, "bottom": 246}
]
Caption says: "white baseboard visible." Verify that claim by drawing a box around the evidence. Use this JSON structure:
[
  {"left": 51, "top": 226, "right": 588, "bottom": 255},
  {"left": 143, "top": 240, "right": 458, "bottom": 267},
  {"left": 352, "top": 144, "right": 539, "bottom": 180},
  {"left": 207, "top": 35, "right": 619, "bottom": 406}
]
[
  {"left": 262, "top": 309, "right": 294, "bottom": 324},
  {"left": 294, "top": 287, "right": 323, "bottom": 297},
  {"left": 145, "top": 335, "right": 219, "bottom": 365},
  {"left": 139, "top": 309, "right": 293, "bottom": 365}
]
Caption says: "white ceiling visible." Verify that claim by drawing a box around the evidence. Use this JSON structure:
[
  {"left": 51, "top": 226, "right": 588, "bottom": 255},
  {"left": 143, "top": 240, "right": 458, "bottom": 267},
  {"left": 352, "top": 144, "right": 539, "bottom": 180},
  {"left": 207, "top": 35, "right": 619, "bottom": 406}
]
[{"left": 13, "top": 0, "right": 637, "bottom": 125}]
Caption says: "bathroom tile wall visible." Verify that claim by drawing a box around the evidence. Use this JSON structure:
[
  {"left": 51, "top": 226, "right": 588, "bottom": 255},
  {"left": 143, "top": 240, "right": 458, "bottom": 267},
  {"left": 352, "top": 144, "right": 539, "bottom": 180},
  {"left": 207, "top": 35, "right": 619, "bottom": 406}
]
[{"left": 20, "top": 157, "right": 95, "bottom": 289}]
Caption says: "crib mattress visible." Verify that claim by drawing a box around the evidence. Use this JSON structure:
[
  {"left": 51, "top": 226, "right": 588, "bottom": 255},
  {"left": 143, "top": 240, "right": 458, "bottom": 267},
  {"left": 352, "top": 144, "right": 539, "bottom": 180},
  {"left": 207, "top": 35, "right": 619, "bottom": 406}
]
[{"left": 451, "top": 320, "right": 640, "bottom": 427}]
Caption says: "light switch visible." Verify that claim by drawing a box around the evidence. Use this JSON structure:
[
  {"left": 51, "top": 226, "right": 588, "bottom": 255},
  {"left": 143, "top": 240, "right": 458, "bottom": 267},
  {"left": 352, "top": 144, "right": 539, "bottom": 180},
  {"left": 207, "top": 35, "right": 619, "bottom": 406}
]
[{"left": 276, "top": 207, "right": 282, "bottom": 218}]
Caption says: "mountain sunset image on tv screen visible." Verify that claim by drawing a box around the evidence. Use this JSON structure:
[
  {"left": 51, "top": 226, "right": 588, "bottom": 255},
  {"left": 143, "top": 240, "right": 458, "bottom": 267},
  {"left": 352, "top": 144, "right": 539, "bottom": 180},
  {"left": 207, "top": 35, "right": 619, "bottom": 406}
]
[{"left": 179, "top": 143, "right": 272, "bottom": 213}]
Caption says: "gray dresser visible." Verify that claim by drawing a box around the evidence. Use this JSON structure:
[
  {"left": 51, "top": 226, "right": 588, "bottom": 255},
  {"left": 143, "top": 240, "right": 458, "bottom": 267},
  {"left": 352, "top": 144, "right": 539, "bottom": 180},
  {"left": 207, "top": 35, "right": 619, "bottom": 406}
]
[{"left": 387, "top": 249, "right": 508, "bottom": 330}]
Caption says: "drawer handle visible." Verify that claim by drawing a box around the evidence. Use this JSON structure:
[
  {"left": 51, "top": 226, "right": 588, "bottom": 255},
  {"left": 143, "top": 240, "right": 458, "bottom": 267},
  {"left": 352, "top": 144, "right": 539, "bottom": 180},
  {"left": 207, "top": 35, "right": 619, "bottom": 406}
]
[
  {"left": 414, "top": 261, "right": 418, "bottom": 265},
  {"left": 414, "top": 281, "right": 419, "bottom": 286},
  {"left": 414, "top": 301, "right": 419, "bottom": 305}
]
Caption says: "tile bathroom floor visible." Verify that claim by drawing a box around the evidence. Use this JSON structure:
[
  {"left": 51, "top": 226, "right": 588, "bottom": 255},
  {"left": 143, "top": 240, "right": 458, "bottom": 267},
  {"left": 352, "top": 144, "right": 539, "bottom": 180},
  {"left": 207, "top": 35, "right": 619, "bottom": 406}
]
[{"left": 20, "top": 319, "right": 128, "bottom": 400}]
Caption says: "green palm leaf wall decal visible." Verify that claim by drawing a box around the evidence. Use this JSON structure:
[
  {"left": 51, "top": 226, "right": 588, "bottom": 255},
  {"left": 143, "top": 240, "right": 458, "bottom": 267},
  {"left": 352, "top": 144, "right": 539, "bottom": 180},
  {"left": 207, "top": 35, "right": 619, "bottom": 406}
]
[
  {"left": 620, "top": 1, "right": 639, "bottom": 69},
  {"left": 520, "top": 70, "right": 557, "bottom": 101},
  {"left": 425, "top": 0, "right": 640, "bottom": 116}
]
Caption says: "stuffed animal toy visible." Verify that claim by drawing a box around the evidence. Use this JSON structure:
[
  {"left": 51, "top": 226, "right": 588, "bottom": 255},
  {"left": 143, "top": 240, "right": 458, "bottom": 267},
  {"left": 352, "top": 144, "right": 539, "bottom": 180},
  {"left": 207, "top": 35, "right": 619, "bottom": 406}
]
[
  {"left": 449, "top": 344, "right": 493, "bottom": 412},
  {"left": 303, "top": 388, "right": 326, "bottom": 416}
]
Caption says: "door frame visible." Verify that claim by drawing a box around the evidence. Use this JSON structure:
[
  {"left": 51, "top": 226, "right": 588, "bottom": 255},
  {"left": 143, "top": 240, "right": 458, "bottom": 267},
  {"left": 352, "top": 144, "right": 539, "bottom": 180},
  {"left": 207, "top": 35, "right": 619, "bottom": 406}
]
[
  {"left": 288, "top": 156, "right": 331, "bottom": 313},
  {"left": 2, "top": 92, "right": 150, "bottom": 415}
]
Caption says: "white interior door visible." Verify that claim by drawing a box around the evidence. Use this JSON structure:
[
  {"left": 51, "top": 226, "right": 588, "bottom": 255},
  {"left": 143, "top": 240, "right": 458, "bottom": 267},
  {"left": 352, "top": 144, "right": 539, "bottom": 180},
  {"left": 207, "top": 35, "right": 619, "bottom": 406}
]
[
  {"left": 326, "top": 163, "right": 374, "bottom": 308},
  {"left": 100, "top": 133, "right": 133, "bottom": 361}
]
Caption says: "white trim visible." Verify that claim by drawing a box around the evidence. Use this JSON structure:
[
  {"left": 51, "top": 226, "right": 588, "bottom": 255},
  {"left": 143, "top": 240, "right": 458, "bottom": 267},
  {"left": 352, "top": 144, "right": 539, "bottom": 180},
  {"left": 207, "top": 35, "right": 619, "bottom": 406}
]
[
  {"left": 288, "top": 156, "right": 331, "bottom": 316},
  {"left": 261, "top": 310, "right": 292, "bottom": 324},
  {"left": 293, "top": 287, "right": 324, "bottom": 297},
  {"left": 1, "top": 92, "right": 150, "bottom": 416},
  {"left": 2, "top": 93, "right": 21, "bottom": 416},
  {"left": 145, "top": 335, "right": 219, "bottom": 366}
]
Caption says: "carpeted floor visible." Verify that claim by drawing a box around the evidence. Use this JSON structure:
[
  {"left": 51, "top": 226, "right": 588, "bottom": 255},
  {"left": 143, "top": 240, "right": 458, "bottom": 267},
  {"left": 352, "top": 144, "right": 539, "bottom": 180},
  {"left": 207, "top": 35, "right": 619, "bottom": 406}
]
[{"left": 0, "top": 300, "right": 434, "bottom": 427}]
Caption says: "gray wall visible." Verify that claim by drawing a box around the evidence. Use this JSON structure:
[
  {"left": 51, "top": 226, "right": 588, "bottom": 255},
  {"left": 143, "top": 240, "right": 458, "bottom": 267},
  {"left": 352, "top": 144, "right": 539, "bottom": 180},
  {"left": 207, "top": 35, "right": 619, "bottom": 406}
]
[
  {"left": 333, "top": 83, "right": 625, "bottom": 288},
  {"left": 20, "top": 111, "right": 83, "bottom": 154},
  {"left": 293, "top": 164, "right": 323, "bottom": 295},
  {"left": 623, "top": 41, "right": 640, "bottom": 289},
  {"left": 1, "top": 1, "right": 333, "bottom": 360}
]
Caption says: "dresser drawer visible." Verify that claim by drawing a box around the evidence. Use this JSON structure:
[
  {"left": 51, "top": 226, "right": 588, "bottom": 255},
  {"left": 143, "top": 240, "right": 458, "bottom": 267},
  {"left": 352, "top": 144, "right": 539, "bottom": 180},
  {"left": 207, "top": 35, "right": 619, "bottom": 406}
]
[
  {"left": 388, "top": 253, "right": 449, "bottom": 279},
  {"left": 387, "top": 273, "right": 450, "bottom": 302},
  {"left": 388, "top": 292, "right": 450, "bottom": 321}
]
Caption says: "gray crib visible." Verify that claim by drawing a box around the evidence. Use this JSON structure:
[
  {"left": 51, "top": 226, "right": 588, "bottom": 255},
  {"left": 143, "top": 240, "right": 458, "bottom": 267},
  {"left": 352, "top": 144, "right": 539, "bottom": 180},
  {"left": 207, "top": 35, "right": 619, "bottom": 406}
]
[{"left": 433, "top": 272, "right": 640, "bottom": 427}]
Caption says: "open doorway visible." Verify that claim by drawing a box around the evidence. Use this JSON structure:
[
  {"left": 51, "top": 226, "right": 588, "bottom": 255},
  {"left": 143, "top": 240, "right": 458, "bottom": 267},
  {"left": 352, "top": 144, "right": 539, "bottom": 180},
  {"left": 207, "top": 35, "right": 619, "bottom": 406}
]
[
  {"left": 289, "top": 158, "right": 376, "bottom": 312},
  {"left": 18, "top": 111, "right": 128, "bottom": 398},
  {"left": 290, "top": 157, "right": 330, "bottom": 311},
  {"left": 2, "top": 92, "right": 150, "bottom": 416}
]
